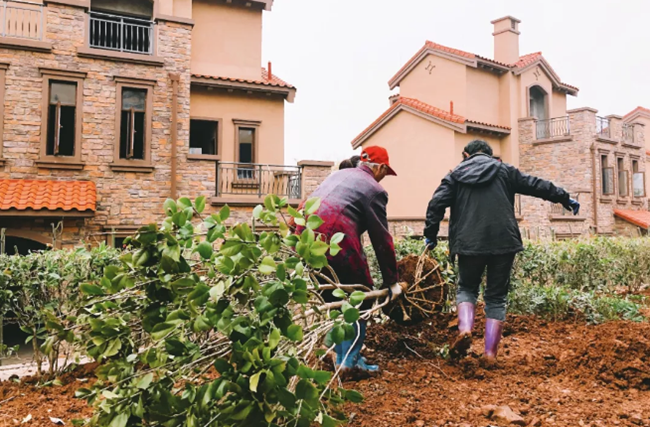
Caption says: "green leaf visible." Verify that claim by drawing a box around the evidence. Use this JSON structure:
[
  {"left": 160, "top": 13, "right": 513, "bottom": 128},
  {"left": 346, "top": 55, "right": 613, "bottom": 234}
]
[
  {"left": 286, "top": 324, "right": 303, "bottom": 342},
  {"left": 329, "top": 242, "right": 342, "bottom": 257},
  {"left": 329, "top": 310, "right": 341, "bottom": 320},
  {"left": 330, "top": 232, "right": 345, "bottom": 245},
  {"left": 344, "top": 307, "right": 360, "bottom": 323},
  {"left": 220, "top": 205, "right": 231, "bottom": 221},
  {"left": 163, "top": 198, "right": 178, "bottom": 216},
  {"left": 345, "top": 390, "right": 364, "bottom": 403},
  {"left": 330, "top": 325, "right": 345, "bottom": 344},
  {"left": 108, "top": 413, "right": 128, "bottom": 427},
  {"left": 264, "top": 195, "right": 277, "bottom": 211},
  {"left": 213, "top": 358, "right": 232, "bottom": 374},
  {"left": 220, "top": 241, "right": 243, "bottom": 257},
  {"left": 172, "top": 211, "right": 187, "bottom": 227},
  {"left": 249, "top": 371, "right": 262, "bottom": 393},
  {"left": 259, "top": 256, "right": 276, "bottom": 275},
  {"left": 349, "top": 291, "right": 366, "bottom": 307},
  {"left": 313, "top": 370, "right": 331, "bottom": 386},
  {"left": 136, "top": 373, "right": 154, "bottom": 390},
  {"left": 287, "top": 205, "right": 301, "bottom": 218},
  {"left": 104, "top": 338, "right": 122, "bottom": 358},
  {"left": 80, "top": 283, "right": 104, "bottom": 296},
  {"left": 151, "top": 322, "right": 176, "bottom": 341},
  {"left": 268, "top": 328, "right": 281, "bottom": 350},
  {"left": 310, "top": 241, "right": 329, "bottom": 257},
  {"left": 323, "top": 414, "right": 341, "bottom": 427},
  {"left": 197, "top": 242, "right": 213, "bottom": 259},
  {"left": 295, "top": 379, "right": 318, "bottom": 405},
  {"left": 307, "top": 215, "right": 324, "bottom": 230},
  {"left": 270, "top": 288, "right": 290, "bottom": 307},
  {"left": 178, "top": 197, "right": 192, "bottom": 210},
  {"left": 195, "top": 196, "right": 206, "bottom": 213},
  {"left": 300, "top": 228, "right": 315, "bottom": 245},
  {"left": 253, "top": 205, "right": 263, "bottom": 219},
  {"left": 74, "top": 388, "right": 93, "bottom": 398},
  {"left": 332, "top": 289, "right": 346, "bottom": 299},
  {"left": 304, "top": 197, "right": 321, "bottom": 215}
]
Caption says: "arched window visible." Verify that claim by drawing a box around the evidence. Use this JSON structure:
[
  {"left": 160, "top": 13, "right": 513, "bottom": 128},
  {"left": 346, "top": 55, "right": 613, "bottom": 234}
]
[{"left": 529, "top": 85, "right": 547, "bottom": 120}]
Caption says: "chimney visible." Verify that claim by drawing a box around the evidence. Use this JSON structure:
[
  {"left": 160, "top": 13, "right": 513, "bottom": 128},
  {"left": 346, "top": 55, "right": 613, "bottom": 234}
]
[
  {"left": 491, "top": 16, "right": 520, "bottom": 65},
  {"left": 450, "top": 101, "right": 454, "bottom": 116},
  {"left": 267, "top": 61, "right": 272, "bottom": 80}
]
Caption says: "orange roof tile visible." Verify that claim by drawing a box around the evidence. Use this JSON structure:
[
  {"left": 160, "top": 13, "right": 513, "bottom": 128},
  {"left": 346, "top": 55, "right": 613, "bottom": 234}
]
[
  {"left": 351, "top": 97, "right": 510, "bottom": 148},
  {"left": 466, "top": 120, "right": 511, "bottom": 131},
  {"left": 512, "top": 51, "right": 542, "bottom": 68},
  {"left": 614, "top": 209, "right": 650, "bottom": 230},
  {"left": 0, "top": 179, "right": 96, "bottom": 212},
  {"left": 192, "top": 67, "right": 295, "bottom": 89},
  {"left": 624, "top": 106, "right": 650, "bottom": 119}
]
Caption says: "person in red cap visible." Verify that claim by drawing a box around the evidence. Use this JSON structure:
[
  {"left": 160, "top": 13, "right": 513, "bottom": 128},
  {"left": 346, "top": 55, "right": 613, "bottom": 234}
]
[{"left": 295, "top": 146, "right": 398, "bottom": 379}]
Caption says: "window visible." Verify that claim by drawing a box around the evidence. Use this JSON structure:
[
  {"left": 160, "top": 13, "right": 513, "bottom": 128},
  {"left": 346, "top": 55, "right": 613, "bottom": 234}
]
[
  {"left": 38, "top": 68, "right": 86, "bottom": 169},
  {"left": 632, "top": 160, "right": 645, "bottom": 197},
  {"left": 112, "top": 77, "right": 154, "bottom": 172},
  {"left": 601, "top": 155, "right": 614, "bottom": 195},
  {"left": 617, "top": 157, "right": 628, "bottom": 197},
  {"left": 120, "top": 88, "right": 147, "bottom": 160},
  {"left": 189, "top": 119, "right": 220, "bottom": 159},
  {"left": 47, "top": 81, "right": 77, "bottom": 157},
  {"left": 233, "top": 119, "right": 261, "bottom": 180}
]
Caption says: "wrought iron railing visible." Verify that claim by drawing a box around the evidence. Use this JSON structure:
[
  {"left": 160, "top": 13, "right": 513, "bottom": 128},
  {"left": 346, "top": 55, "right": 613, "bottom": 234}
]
[
  {"left": 550, "top": 193, "right": 580, "bottom": 216},
  {"left": 596, "top": 116, "right": 611, "bottom": 139},
  {"left": 1, "top": 0, "right": 43, "bottom": 40},
  {"left": 89, "top": 12, "right": 154, "bottom": 55},
  {"left": 536, "top": 116, "right": 570, "bottom": 140},
  {"left": 216, "top": 162, "right": 302, "bottom": 199},
  {"left": 622, "top": 123, "right": 635, "bottom": 144}
]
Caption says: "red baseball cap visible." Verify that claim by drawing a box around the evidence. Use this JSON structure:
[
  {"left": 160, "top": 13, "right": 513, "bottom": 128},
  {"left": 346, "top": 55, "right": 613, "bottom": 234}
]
[{"left": 360, "top": 146, "right": 397, "bottom": 176}]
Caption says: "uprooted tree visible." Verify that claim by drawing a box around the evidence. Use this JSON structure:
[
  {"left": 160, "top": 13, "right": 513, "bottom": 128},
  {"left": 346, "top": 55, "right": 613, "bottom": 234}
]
[{"left": 48, "top": 195, "right": 386, "bottom": 427}]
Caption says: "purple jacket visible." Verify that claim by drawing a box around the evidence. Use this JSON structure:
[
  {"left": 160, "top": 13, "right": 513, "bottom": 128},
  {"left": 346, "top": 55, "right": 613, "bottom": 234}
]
[{"left": 297, "top": 165, "right": 398, "bottom": 288}]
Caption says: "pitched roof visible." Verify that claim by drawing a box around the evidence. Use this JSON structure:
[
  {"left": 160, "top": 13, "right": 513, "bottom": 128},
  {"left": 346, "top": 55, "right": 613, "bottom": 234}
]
[
  {"left": 192, "top": 67, "right": 294, "bottom": 89},
  {"left": 388, "top": 41, "right": 578, "bottom": 94},
  {"left": 0, "top": 179, "right": 96, "bottom": 213},
  {"left": 624, "top": 106, "right": 650, "bottom": 120},
  {"left": 351, "top": 96, "right": 510, "bottom": 148},
  {"left": 614, "top": 209, "right": 650, "bottom": 230}
]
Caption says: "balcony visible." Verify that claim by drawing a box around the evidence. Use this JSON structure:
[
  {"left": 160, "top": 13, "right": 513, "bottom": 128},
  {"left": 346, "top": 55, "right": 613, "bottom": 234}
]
[
  {"left": 215, "top": 162, "right": 302, "bottom": 203},
  {"left": 535, "top": 116, "right": 570, "bottom": 140},
  {"left": 1, "top": 0, "right": 43, "bottom": 40},
  {"left": 596, "top": 116, "right": 611, "bottom": 139},
  {"left": 89, "top": 12, "right": 154, "bottom": 55}
]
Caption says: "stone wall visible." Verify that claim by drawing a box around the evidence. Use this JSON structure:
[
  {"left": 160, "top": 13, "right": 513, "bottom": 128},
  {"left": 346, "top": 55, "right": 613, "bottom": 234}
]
[
  {"left": 298, "top": 161, "right": 333, "bottom": 198},
  {"left": 518, "top": 107, "right": 647, "bottom": 237}
]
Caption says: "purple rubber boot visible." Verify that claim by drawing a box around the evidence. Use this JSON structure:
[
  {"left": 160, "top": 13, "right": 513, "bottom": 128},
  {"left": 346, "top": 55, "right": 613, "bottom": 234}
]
[
  {"left": 483, "top": 318, "right": 504, "bottom": 367},
  {"left": 450, "top": 302, "right": 475, "bottom": 358}
]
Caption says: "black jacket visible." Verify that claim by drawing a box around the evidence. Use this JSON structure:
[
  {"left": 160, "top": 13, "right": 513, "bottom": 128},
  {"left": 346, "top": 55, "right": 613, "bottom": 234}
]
[{"left": 424, "top": 154, "right": 570, "bottom": 256}]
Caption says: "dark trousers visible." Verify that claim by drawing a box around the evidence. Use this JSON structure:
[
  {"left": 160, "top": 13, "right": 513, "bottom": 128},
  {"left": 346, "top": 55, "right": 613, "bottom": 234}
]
[{"left": 456, "top": 253, "right": 516, "bottom": 321}]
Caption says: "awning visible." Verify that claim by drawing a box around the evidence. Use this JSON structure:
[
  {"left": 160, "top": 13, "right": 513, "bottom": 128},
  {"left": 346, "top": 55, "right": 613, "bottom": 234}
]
[
  {"left": 0, "top": 179, "right": 96, "bottom": 217},
  {"left": 614, "top": 209, "right": 650, "bottom": 230}
]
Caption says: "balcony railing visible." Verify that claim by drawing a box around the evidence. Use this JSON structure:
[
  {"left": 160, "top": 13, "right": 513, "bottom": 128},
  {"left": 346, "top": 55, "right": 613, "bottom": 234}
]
[
  {"left": 89, "top": 12, "right": 154, "bottom": 55},
  {"left": 216, "top": 162, "right": 302, "bottom": 200},
  {"left": 550, "top": 193, "right": 580, "bottom": 216},
  {"left": 596, "top": 116, "right": 610, "bottom": 139},
  {"left": 1, "top": 0, "right": 43, "bottom": 40},
  {"left": 622, "top": 123, "right": 635, "bottom": 144},
  {"left": 536, "top": 116, "right": 570, "bottom": 140}
]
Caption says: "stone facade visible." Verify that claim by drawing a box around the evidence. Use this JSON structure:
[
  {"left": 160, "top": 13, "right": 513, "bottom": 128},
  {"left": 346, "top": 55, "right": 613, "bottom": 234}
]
[{"left": 518, "top": 107, "right": 646, "bottom": 237}]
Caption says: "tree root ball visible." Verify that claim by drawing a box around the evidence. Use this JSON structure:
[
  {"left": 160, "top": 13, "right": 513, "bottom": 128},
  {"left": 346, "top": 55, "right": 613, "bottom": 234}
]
[{"left": 382, "top": 254, "right": 449, "bottom": 325}]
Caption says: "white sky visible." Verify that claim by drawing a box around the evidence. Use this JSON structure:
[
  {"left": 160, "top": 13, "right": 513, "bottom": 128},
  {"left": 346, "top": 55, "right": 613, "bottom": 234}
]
[{"left": 262, "top": 0, "right": 650, "bottom": 165}]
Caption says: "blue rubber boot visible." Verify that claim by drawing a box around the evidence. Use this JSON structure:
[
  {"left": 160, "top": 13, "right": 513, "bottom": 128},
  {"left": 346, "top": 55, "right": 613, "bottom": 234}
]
[
  {"left": 334, "top": 335, "right": 356, "bottom": 370},
  {"left": 352, "top": 320, "right": 378, "bottom": 372}
]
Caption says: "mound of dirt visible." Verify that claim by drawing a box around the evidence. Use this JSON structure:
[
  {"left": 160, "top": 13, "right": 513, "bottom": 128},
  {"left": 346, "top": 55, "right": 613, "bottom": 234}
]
[
  {"left": 561, "top": 321, "right": 650, "bottom": 390},
  {"left": 382, "top": 254, "right": 449, "bottom": 325}
]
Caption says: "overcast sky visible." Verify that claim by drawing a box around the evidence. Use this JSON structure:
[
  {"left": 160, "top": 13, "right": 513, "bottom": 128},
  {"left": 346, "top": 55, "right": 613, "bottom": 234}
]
[{"left": 262, "top": 0, "right": 649, "bottom": 164}]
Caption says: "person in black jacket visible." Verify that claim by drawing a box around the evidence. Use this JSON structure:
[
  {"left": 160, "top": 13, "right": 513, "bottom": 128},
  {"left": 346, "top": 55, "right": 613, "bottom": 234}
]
[{"left": 424, "top": 140, "right": 580, "bottom": 365}]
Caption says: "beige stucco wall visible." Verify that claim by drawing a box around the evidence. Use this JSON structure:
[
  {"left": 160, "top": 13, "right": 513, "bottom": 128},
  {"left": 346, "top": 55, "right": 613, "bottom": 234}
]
[
  {"left": 190, "top": 87, "right": 285, "bottom": 165},
  {"left": 398, "top": 53, "right": 467, "bottom": 117},
  {"left": 358, "top": 111, "right": 456, "bottom": 218},
  {"left": 191, "top": 0, "right": 262, "bottom": 80},
  {"left": 454, "top": 132, "right": 503, "bottom": 159},
  {"left": 466, "top": 67, "right": 501, "bottom": 125},
  {"left": 551, "top": 91, "right": 567, "bottom": 118}
]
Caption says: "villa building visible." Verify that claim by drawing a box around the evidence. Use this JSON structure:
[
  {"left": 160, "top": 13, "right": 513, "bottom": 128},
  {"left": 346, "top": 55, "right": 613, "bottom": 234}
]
[
  {"left": 352, "top": 16, "right": 649, "bottom": 238},
  {"left": 0, "top": 0, "right": 331, "bottom": 253}
]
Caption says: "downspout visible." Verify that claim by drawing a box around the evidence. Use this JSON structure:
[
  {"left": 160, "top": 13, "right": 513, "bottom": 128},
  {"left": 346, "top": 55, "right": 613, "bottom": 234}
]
[
  {"left": 590, "top": 143, "right": 598, "bottom": 234},
  {"left": 170, "top": 73, "right": 180, "bottom": 200}
]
